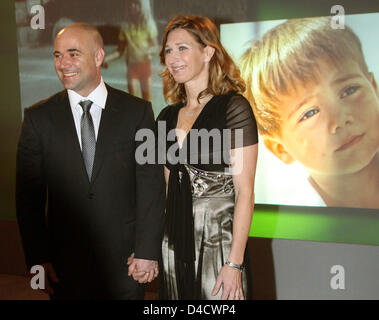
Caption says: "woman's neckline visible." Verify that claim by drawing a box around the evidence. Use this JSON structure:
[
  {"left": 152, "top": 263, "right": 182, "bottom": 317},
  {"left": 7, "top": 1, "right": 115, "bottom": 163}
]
[{"left": 174, "top": 95, "right": 216, "bottom": 149}]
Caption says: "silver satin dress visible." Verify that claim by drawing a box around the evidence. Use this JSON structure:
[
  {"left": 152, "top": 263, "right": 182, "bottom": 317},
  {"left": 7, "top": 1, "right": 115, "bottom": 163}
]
[
  {"left": 158, "top": 92, "right": 258, "bottom": 300},
  {"left": 162, "top": 164, "right": 249, "bottom": 300}
]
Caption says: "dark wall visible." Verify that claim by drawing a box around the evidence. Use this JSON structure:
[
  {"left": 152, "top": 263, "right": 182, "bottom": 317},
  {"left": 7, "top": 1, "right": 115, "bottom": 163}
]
[{"left": 0, "top": 0, "right": 21, "bottom": 220}]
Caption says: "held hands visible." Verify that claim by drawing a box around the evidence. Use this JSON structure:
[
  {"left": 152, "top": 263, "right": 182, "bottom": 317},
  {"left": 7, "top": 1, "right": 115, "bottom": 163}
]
[
  {"left": 211, "top": 264, "right": 245, "bottom": 300},
  {"left": 127, "top": 253, "right": 159, "bottom": 284}
]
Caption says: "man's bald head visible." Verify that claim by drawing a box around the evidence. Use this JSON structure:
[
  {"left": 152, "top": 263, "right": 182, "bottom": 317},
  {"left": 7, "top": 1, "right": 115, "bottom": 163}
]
[{"left": 56, "top": 22, "right": 104, "bottom": 50}]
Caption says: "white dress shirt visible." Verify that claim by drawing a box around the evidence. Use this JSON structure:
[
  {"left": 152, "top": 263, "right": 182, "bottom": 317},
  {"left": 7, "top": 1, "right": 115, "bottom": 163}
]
[{"left": 68, "top": 78, "right": 108, "bottom": 150}]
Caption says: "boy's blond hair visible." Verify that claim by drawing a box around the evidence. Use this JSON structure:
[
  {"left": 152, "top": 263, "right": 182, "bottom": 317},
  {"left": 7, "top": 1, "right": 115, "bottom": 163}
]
[{"left": 239, "top": 16, "right": 369, "bottom": 136}]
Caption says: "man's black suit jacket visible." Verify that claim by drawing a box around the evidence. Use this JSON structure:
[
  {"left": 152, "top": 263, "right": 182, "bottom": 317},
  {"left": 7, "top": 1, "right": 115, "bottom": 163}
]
[{"left": 16, "top": 85, "right": 165, "bottom": 299}]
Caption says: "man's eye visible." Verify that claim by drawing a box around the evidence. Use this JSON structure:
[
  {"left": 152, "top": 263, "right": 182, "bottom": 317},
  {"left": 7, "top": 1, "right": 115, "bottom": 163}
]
[
  {"left": 70, "top": 53, "right": 79, "bottom": 57},
  {"left": 341, "top": 85, "right": 360, "bottom": 98},
  {"left": 299, "top": 108, "right": 319, "bottom": 121}
]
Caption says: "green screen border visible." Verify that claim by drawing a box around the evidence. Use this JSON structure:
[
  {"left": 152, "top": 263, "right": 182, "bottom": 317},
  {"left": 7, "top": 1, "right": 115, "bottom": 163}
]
[{"left": 250, "top": 205, "right": 379, "bottom": 246}]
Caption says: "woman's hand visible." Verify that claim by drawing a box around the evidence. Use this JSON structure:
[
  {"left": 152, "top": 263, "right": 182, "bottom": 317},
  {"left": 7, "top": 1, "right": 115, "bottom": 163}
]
[{"left": 211, "top": 264, "right": 244, "bottom": 300}]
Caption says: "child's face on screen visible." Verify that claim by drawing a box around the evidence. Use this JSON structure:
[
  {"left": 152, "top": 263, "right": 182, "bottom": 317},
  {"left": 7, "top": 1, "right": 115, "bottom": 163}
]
[{"left": 264, "top": 60, "right": 379, "bottom": 176}]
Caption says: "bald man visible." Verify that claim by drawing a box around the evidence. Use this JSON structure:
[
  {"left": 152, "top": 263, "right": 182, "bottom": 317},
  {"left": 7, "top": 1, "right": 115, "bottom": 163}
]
[{"left": 16, "top": 23, "right": 165, "bottom": 299}]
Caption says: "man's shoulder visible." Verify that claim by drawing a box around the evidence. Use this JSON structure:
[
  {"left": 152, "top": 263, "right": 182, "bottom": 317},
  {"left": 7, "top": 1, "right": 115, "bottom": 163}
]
[
  {"left": 25, "top": 90, "right": 67, "bottom": 115},
  {"left": 106, "top": 85, "right": 151, "bottom": 110}
]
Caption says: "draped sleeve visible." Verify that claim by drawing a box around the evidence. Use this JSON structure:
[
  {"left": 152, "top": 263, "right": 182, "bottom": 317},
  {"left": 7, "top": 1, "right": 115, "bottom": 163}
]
[{"left": 225, "top": 94, "right": 258, "bottom": 149}]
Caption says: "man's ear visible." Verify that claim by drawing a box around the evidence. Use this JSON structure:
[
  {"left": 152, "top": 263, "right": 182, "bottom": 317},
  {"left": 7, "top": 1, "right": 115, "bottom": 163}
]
[
  {"left": 204, "top": 45, "right": 215, "bottom": 63},
  {"left": 95, "top": 47, "right": 105, "bottom": 68},
  {"left": 263, "top": 135, "right": 295, "bottom": 164}
]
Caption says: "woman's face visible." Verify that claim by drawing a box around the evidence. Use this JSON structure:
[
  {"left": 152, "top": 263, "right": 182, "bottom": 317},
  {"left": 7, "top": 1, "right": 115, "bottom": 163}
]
[{"left": 164, "top": 28, "right": 210, "bottom": 86}]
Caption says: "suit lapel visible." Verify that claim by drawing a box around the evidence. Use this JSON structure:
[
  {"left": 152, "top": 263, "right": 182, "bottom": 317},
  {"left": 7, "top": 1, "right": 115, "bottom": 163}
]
[
  {"left": 54, "top": 86, "right": 122, "bottom": 185},
  {"left": 54, "top": 91, "right": 90, "bottom": 183},
  {"left": 90, "top": 87, "right": 120, "bottom": 184}
]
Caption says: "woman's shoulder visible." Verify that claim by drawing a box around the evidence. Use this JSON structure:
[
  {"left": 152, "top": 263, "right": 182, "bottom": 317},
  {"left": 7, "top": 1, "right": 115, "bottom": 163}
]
[
  {"left": 222, "top": 92, "right": 253, "bottom": 118},
  {"left": 226, "top": 92, "right": 251, "bottom": 109},
  {"left": 211, "top": 91, "right": 252, "bottom": 116},
  {"left": 156, "top": 103, "right": 182, "bottom": 122},
  {"left": 213, "top": 91, "right": 248, "bottom": 106}
]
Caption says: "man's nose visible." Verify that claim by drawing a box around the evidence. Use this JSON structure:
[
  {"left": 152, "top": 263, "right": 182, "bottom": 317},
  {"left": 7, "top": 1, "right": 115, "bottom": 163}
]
[{"left": 59, "top": 55, "right": 72, "bottom": 69}]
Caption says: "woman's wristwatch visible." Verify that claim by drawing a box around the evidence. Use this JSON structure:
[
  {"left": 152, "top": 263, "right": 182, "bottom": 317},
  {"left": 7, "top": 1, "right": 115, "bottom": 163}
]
[{"left": 225, "top": 260, "right": 244, "bottom": 272}]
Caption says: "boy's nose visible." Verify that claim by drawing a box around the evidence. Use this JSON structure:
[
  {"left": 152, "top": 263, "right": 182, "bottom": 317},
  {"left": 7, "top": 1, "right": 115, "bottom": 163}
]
[{"left": 328, "top": 107, "right": 353, "bottom": 134}]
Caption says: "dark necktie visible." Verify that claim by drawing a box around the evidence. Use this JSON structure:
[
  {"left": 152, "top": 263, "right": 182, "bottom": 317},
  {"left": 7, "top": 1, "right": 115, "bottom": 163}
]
[{"left": 79, "top": 100, "right": 96, "bottom": 180}]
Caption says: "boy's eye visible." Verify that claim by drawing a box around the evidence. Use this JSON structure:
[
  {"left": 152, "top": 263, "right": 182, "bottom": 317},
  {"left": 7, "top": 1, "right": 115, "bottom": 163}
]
[
  {"left": 340, "top": 85, "right": 360, "bottom": 99},
  {"left": 299, "top": 108, "right": 319, "bottom": 121}
]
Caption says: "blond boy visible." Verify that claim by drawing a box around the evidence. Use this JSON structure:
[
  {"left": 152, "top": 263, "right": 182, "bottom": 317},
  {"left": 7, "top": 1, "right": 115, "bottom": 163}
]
[{"left": 240, "top": 17, "right": 379, "bottom": 208}]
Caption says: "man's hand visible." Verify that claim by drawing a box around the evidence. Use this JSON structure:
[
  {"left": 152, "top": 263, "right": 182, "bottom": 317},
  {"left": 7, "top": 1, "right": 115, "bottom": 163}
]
[
  {"left": 40, "top": 263, "right": 59, "bottom": 295},
  {"left": 127, "top": 253, "right": 158, "bottom": 284}
]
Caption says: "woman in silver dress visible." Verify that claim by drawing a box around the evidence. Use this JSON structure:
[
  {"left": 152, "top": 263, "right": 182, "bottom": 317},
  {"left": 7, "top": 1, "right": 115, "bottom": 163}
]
[{"left": 157, "top": 15, "right": 258, "bottom": 300}]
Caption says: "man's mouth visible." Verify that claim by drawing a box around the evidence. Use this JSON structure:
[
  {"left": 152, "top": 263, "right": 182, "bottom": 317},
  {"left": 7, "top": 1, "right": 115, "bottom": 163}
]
[
  {"left": 63, "top": 72, "right": 78, "bottom": 78},
  {"left": 335, "top": 133, "right": 365, "bottom": 152}
]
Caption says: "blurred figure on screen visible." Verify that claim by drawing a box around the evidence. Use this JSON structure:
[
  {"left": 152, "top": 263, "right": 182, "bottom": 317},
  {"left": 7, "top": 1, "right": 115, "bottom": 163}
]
[
  {"left": 103, "top": 0, "right": 158, "bottom": 101},
  {"left": 240, "top": 17, "right": 379, "bottom": 209}
]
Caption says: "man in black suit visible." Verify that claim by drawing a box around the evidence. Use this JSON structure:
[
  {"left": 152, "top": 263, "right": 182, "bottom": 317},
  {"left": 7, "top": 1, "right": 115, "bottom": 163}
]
[{"left": 16, "top": 23, "right": 165, "bottom": 299}]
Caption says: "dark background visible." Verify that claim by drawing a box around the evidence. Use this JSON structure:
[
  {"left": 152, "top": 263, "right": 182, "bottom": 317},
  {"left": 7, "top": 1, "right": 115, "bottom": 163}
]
[{"left": 2, "top": 0, "right": 379, "bottom": 300}]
